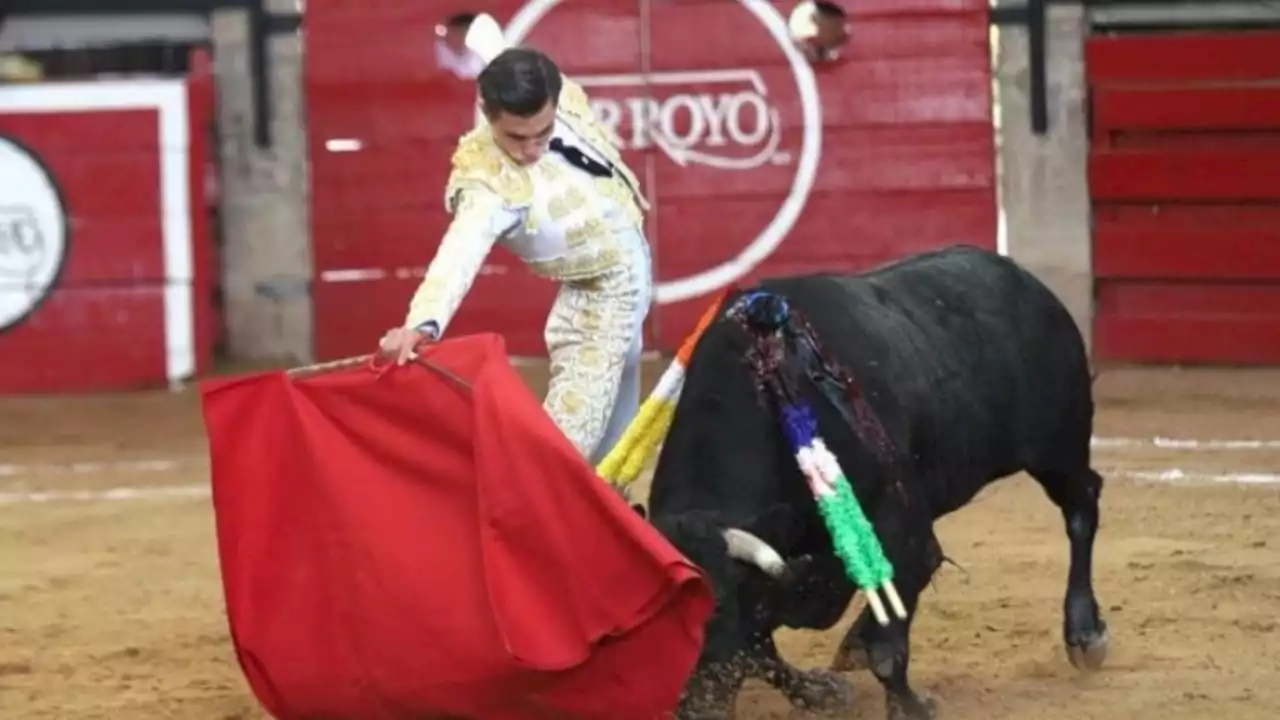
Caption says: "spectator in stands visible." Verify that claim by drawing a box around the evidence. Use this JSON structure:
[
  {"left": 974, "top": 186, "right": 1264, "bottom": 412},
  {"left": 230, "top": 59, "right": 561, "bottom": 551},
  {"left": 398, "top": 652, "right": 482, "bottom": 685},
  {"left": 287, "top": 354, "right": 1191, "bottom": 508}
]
[
  {"left": 0, "top": 10, "right": 43, "bottom": 82},
  {"left": 789, "top": 0, "right": 850, "bottom": 64},
  {"left": 435, "top": 12, "right": 487, "bottom": 80}
]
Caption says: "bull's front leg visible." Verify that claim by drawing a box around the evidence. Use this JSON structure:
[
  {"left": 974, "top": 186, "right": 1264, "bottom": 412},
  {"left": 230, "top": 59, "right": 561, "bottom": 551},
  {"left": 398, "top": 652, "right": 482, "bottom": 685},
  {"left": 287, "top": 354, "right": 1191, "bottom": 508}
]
[
  {"left": 744, "top": 553, "right": 858, "bottom": 713},
  {"left": 747, "top": 635, "right": 855, "bottom": 714},
  {"left": 831, "top": 522, "right": 944, "bottom": 720},
  {"left": 675, "top": 660, "right": 745, "bottom": 720}
]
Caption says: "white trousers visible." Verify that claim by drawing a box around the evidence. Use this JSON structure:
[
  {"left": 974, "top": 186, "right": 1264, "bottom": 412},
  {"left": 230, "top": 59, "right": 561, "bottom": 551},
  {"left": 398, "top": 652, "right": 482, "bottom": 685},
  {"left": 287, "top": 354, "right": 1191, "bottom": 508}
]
[{"left": 541, "top": 227, "right": 653, "bottom": 464}]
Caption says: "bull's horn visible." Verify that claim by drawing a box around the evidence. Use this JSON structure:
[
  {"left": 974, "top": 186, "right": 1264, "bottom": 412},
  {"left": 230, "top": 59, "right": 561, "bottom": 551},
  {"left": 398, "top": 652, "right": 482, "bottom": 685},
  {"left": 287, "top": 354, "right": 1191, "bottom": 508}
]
[{"left": 723, "top": 528, "right": 787, "bottom": 578}]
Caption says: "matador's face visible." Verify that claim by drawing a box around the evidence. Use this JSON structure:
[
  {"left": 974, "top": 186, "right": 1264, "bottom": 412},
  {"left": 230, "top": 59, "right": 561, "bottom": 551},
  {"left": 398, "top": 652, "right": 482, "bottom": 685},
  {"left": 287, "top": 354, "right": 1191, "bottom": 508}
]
[{"left": 487, "top": 101, "right": 557, "bottom": 166}]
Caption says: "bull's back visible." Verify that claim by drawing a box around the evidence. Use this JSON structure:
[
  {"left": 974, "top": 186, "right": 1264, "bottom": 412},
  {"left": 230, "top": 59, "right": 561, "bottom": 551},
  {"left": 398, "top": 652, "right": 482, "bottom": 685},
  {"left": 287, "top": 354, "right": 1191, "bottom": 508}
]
[{"left": 754, "top": 245, "right": 1093, "bottom": 502}]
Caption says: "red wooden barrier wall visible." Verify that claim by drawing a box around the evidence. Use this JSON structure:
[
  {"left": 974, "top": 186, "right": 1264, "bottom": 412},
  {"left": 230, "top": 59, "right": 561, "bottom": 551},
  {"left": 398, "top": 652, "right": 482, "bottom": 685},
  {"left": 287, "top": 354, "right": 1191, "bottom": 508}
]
[
  {"left": 1088, "top": 29, "right": 1280, "bottom": 364},
  {"left": 0, "top": 70, "right": 214, "bottom": 393},
  {"left": 305, "top": 0, "right": 997, "bottom": 359}
]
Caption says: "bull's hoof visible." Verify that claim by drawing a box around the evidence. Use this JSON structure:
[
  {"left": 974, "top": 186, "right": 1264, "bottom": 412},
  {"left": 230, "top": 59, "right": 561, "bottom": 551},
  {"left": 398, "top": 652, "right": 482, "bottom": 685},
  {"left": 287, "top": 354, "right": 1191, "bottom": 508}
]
[
  {"left": 887, "top": 694, "right": 938, "bottom": 720},
  {"left": 1066, "top": 627, "right": 1110, "bottom": 671},
  {"left": 675, "top": 675, "right": 738, "bottom": 720},
  {"left": 785, "top": 669, "right": 855, "bottom": 714}
]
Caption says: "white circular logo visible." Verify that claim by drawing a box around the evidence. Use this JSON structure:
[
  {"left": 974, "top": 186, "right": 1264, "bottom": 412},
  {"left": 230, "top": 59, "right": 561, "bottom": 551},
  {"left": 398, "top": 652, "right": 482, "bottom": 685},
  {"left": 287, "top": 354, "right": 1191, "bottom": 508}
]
[
  {"left": 504, "top": 0, "right": 823, "bottom": 305},
  {"left": 0, "top": 136, "right": 68, "bottom": 331}
]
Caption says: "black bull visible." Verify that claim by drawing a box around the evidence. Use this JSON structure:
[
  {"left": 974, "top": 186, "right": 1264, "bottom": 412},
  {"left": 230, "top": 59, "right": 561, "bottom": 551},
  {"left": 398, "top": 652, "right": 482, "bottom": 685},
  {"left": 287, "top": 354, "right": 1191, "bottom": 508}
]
[{"left": 642, "top": 245, "right": 1109, "bottom": 720}]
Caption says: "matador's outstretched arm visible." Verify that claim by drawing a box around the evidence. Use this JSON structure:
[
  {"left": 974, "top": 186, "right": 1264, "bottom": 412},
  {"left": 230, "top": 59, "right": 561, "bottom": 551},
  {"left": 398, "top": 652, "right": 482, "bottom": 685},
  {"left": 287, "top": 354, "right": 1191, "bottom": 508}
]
[{"left": 403, "top": 187, "right": 521, "bottom": 337}]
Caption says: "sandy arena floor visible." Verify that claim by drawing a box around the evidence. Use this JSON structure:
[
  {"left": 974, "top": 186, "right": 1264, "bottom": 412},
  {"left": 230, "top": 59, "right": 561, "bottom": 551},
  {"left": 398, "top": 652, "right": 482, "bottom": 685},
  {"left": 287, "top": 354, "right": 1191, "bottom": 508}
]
[{"left": 2, "top": 362, "right": 1279, "bottom": 720}]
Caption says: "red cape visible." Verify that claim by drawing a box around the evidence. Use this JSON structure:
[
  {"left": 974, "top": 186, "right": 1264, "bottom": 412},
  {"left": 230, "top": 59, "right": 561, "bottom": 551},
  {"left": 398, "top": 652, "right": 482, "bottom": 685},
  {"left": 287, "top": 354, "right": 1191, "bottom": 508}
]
[{"left": 199, "top": 334, "right": 713, "bottom": 719}]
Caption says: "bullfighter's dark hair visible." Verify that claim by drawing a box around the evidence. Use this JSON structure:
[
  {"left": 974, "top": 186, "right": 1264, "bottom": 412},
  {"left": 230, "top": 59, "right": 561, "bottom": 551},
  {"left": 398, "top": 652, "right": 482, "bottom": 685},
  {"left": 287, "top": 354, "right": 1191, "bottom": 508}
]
[
  {"left": 477, "top": 47, "right": 563, "bottom": 119},
  {"left": 445, "top": 12, "right": 478, "bottom": 29},
  {"left": 813, "top": 1, "right": 846, "bottom": 18}
]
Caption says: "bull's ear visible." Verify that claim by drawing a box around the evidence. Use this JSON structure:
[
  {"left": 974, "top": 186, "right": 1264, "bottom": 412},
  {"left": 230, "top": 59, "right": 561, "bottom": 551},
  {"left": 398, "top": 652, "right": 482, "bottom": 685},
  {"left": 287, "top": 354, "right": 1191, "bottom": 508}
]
[{"left": 741, "top": 502, "right": 795, "bottom": 547}]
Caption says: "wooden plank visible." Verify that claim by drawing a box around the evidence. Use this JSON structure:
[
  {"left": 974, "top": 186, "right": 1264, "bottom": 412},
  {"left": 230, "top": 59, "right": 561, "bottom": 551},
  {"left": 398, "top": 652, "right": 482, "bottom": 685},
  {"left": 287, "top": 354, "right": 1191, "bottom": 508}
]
[
  {"left": 1089, "top": 2, "right": 1280, "bottom": 31},
  {"left": 1106, "top": 131, "right": 1280, "bottom": 151},
  {"left": 656, "top": 123, "right": 996, "bottom": 200},
  {"left": 1093, "top": 223, "right": 1280, "bottom": 280},
  {"left": 1089, "top": 147, "right": 1280, "bottom": 201},
  {"left": 1094, "top": 280, "right": 1280, "bottom": 364},
  {"left": 655, "top": 189, "right": 994, "bottom": 270},
  {"left": 829, "top": 0, "right": 990, "bottom": 16},
  {"left": 1092, "top": 85, "right": 1280, "bottom": 138},
  {"left": 1086, "top": 30, "right": 1280, "bottom": 85},
  {"left": 1097, "top": 279, "right": 1280, "bottom": 315},
  {"left": 312, "top": 268, "right": 555, "bottom": 362},
  {"left": 1095, "top": 315, "right": 1280, "bottom": 364},
  {"left": 0, "top": 285, "right": 168, "bottom": 393},
  {"left": 648, "top": 7, "right": 986, "bottom": 70}
]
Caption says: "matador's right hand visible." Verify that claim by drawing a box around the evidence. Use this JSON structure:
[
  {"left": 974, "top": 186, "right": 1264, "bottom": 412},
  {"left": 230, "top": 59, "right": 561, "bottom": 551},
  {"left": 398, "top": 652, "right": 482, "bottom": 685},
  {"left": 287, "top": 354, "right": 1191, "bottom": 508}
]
[{"left": 378, "top": 326, "right": 430, "bottom": 366}]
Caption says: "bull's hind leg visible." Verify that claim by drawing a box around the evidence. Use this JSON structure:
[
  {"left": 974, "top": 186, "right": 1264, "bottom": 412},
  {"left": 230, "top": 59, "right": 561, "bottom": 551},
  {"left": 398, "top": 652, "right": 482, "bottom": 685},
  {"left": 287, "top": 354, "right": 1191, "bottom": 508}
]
[
  {"left": 1028, "top": 466, "right": 1110, "bottom": 670},
  {"left": 833, "top": 527, "right": 943, "bottom": 720}
]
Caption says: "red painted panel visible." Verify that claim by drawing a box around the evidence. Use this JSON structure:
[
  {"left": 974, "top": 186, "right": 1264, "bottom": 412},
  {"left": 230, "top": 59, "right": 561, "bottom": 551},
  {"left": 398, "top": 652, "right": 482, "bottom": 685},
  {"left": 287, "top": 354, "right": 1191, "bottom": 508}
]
[
  {"left": 1095, "top": 316, "right": 1280, "bottom": 364},
  {"left": 649, "top": 4, "right": 986, "bottom": 70},
  {"left": 1086, "top": 30, "right": 1280, "bottom": 85},
  {"left": 1087, "top": 29, "right": 1280, "bottom": 364},
  {"left": 1094, "top": 203, "right": 1280, "bottom": 281},
  {"left": 0, "top": 110, "right": 157, "bottom": 151},
  {"left": 813, "top": 57, "right": 992, "bottom": 127},
  {"left": 0, "top": 286, "right": 167, "bottom": 394},
  {"left": 310, "top": 4, "right": 643, "bottom": 84},
  {"left": 312, "top": 207, "right": 445, "bottom": 272},
  {"left": 653, "top": 123, "right": 992, "bottom": 200},
  {"left": 517, "top": 2, "right": 643, "bottom": 75},
  {"left": 309, "top": 142, "right": 452, "bottom": 219},
  {"left": 1092, "top": 85, "right": 1280, "bottom": 138},
  {"left": 312, "top": 259, "right": 554, "bottom": 361},
  {"left": 656, "top": 190, "right": 993, "bottom": 273},
  {"left": 0, "top": 84, "right": 204, "bottom": 393},
  {"left": 828, "top": 0, "right": 989, "bottom": 15},
  {"left": 308, "top": 141, "right": 452, "bottom": 237},
  {"left": 305, "top": 21, "right": 456, "bottom": 85},
  {"left": 307, "top": 0, "right": 466, "bottom": 21},
  {"left": 1098, "top": 278, "right": 1280, "bottom": 316},
  {"left": 653, "top": 189, "right": 994, "bottom": 348},
  {"left": 1105, "top": 131, "right": 1280, "bottom": 151},
  {"left": 1097, "top": 203, "right": 1280, "bottom": 227},
  {"left": 0, "top": 110, "right": 163, "bottom": 282},
  {"left": 1094, "top": 225, "right": 1280, "bottom": 281},
  {"left": 1094, "top": 281, "right": 1280, "bottom": 364},
  {"left": 305, "top": 85, "right": 476, "bottom": 143},
  {"left": 829, "top": 14, "right": 990, "bottom": 58},
  {"left": 1089, "top": 148, "right": 1280, "bottom": 201}
]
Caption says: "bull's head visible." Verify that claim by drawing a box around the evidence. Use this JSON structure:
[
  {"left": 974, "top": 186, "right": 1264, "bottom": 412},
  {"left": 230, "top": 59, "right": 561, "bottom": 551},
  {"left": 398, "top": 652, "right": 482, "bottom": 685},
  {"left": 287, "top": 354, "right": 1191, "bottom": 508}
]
[
  {"left": 721, "top": 526, "right": 789, "bottom": 578},
  {"left": 644, "top": 503, "right": 803, "bottom": 718},
  {"left": 648, "top": 505, "right": 799, "bottom": 640}
]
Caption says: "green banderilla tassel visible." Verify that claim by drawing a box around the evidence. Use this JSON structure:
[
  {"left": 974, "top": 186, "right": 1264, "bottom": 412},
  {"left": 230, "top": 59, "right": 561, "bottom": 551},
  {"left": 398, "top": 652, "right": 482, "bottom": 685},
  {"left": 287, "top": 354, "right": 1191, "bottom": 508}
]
[{"left": 816, "top": 468, "right": 908, "bottom": 626}]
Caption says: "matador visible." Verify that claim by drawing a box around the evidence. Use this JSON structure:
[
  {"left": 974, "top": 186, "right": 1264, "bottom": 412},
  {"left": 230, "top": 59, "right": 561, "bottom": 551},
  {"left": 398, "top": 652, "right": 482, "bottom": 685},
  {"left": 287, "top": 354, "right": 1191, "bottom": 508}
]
[{"left": 378, "top": 47, "right": 652, "bottom": 465}]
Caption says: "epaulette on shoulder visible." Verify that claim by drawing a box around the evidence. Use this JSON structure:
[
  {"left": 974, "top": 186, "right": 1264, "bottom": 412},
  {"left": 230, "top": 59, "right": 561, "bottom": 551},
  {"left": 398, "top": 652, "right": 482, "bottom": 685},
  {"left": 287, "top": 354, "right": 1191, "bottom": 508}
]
[
  {"left": 557, "top": 78, "right": 596, "bottom": 122},
  {"left": 444, "top": 127, "right": 533, "bottom": 211}
]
